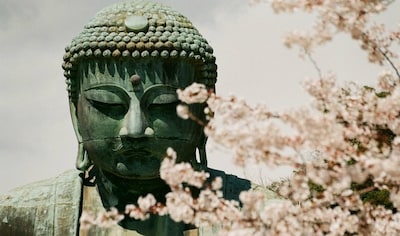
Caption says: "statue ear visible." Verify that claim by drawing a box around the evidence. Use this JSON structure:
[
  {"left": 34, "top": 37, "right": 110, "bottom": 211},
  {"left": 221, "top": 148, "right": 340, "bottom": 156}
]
[
  {"left": 70, "top": 101, "right": 91, "bottom": 171},
  {"left": 197, "top": 132, "right": 208, "bottom": 168}
]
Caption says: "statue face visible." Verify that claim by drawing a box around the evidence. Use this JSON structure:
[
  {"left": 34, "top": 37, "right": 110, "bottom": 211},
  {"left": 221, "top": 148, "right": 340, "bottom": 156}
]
[{"left": 76, "top": 59, "right": 204, "bottom": 180}]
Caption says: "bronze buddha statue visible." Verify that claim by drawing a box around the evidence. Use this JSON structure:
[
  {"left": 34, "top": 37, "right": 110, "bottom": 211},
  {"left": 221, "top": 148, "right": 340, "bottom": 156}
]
[{"left": 0, "top": 2, "right": 251, "bottom": 235}]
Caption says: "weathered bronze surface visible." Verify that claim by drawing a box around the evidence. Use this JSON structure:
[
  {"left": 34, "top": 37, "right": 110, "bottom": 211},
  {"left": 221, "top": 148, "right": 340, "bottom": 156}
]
[
  {"left": 0, "top": 1, "right": 254, "bottom": 235},
  {"left": 0, "top": 170, "right": 82, "bottom": 236}
]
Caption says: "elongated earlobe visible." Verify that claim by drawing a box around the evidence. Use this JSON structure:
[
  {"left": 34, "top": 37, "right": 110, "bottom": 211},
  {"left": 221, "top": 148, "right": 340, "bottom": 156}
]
[
  {"left": 76, "top": 142, "right": 91, "bottom": 171},
  {"left": 198, "top": 134, "right": 208, "bottom": 168}
]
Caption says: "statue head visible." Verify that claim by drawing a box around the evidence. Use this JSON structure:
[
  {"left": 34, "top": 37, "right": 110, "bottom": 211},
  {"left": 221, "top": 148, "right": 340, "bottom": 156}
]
[{"left": 62, "top": 1, "right": 217, "bottom": 204}]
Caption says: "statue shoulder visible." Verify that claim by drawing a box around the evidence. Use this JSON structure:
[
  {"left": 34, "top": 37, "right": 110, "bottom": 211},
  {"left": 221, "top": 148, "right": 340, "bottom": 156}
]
[
  {"left": 0, "top": 169, "right": 82, "bottom": 236},
  {"left": 206, "top": 168, "right": 281, "bottom": 201},
  {"left": 206, "top": 168, "right": 251, "bottom": 202}
]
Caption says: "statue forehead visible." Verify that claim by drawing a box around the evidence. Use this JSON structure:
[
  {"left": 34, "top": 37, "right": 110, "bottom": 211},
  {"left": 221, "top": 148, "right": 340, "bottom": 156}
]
[{"left": 79, "top": 59, "right": 196, "bottom": 89}]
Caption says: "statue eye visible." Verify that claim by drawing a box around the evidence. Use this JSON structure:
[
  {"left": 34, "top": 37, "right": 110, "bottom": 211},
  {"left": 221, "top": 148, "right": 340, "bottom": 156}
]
[
  {"left": 88, "top": 99, "right": 127, "bottom": 111},
  {"left": 84, "top": 89, "right": 129, "bottom": 116},
  {"left": 147, "top": 100, "right": 179, "bottom": 112},
  {"left": 149, "top": 93, "right": 179, "bottom": 105},
  {"left": 141, "top": 85, "right": 179, "bottom": 109}
]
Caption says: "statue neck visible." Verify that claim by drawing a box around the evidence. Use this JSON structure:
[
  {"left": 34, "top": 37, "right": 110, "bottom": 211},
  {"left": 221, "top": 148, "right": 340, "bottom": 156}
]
[
  {"left": 91, "top": 167, "right": 187, "bottom": 235},
  {"left": 94, "top": 167, "right": 169, "bottom": 210}
]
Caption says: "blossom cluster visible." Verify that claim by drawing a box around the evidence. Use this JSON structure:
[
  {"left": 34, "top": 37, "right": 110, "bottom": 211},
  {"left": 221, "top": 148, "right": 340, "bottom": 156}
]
[
  {"left": 173, "top": 65, "right": 400, "bottom": 235},
  {"left": 266, "top": 0, "right": 400, "bottom": 75},
  {"left": 80, "top": 207, "right": 124, "bottom": 230}
]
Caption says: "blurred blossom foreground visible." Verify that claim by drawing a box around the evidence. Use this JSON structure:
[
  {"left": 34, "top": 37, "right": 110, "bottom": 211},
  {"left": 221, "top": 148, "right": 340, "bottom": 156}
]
[{"left": 83, "top": 1, "right": 400, "bottom": 235}]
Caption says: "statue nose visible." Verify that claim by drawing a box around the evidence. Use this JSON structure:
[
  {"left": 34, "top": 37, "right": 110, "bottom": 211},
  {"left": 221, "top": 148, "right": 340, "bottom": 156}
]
[{"left": 119, "top": 98, "right": 154, "bottom": 138}]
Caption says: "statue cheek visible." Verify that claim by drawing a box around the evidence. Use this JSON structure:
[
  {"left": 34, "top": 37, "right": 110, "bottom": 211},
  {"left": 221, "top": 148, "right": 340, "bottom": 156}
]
[
  {"left": 147, "top": 105, "right": 201, "bottom": 140},
  {"left": 151, "top": 119, "right": 181, "bottom": 137},
  {"left": 77, "top": 98, "right": 123, "bottom": 141},
  {"left": 83, "top": 139, "right": 120, "bottom": 173}
]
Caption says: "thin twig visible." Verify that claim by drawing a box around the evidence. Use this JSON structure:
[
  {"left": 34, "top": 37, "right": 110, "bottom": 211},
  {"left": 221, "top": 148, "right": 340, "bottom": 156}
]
[
  {"left": 304, "top": 49, "right": 329, "bottom": 112},
  {"left": 377, "top": 47, "right": 400, "bottom": 80},
  {"left": 359, "top": 30, "right": 400, "bottom": 80},
  {"left": 305, "top": 50, "right": 323, "bottom": 80},
  {"left": 357, "top": 186, "right": 375, "bottom": 195},
  {"left": 188, "top": 113, "right": 206, "bottom": 126}
]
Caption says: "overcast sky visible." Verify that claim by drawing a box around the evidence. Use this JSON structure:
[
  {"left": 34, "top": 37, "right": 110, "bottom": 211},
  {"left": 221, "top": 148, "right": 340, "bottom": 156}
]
[{"left": 0, "top": 0, "right": 399, "bottom": 194}]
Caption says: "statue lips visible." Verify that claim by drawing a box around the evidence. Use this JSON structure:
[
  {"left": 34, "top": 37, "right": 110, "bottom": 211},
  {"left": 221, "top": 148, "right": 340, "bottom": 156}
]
[{"left": 114, "top": 147, "right": 162, "bottom": 179}]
